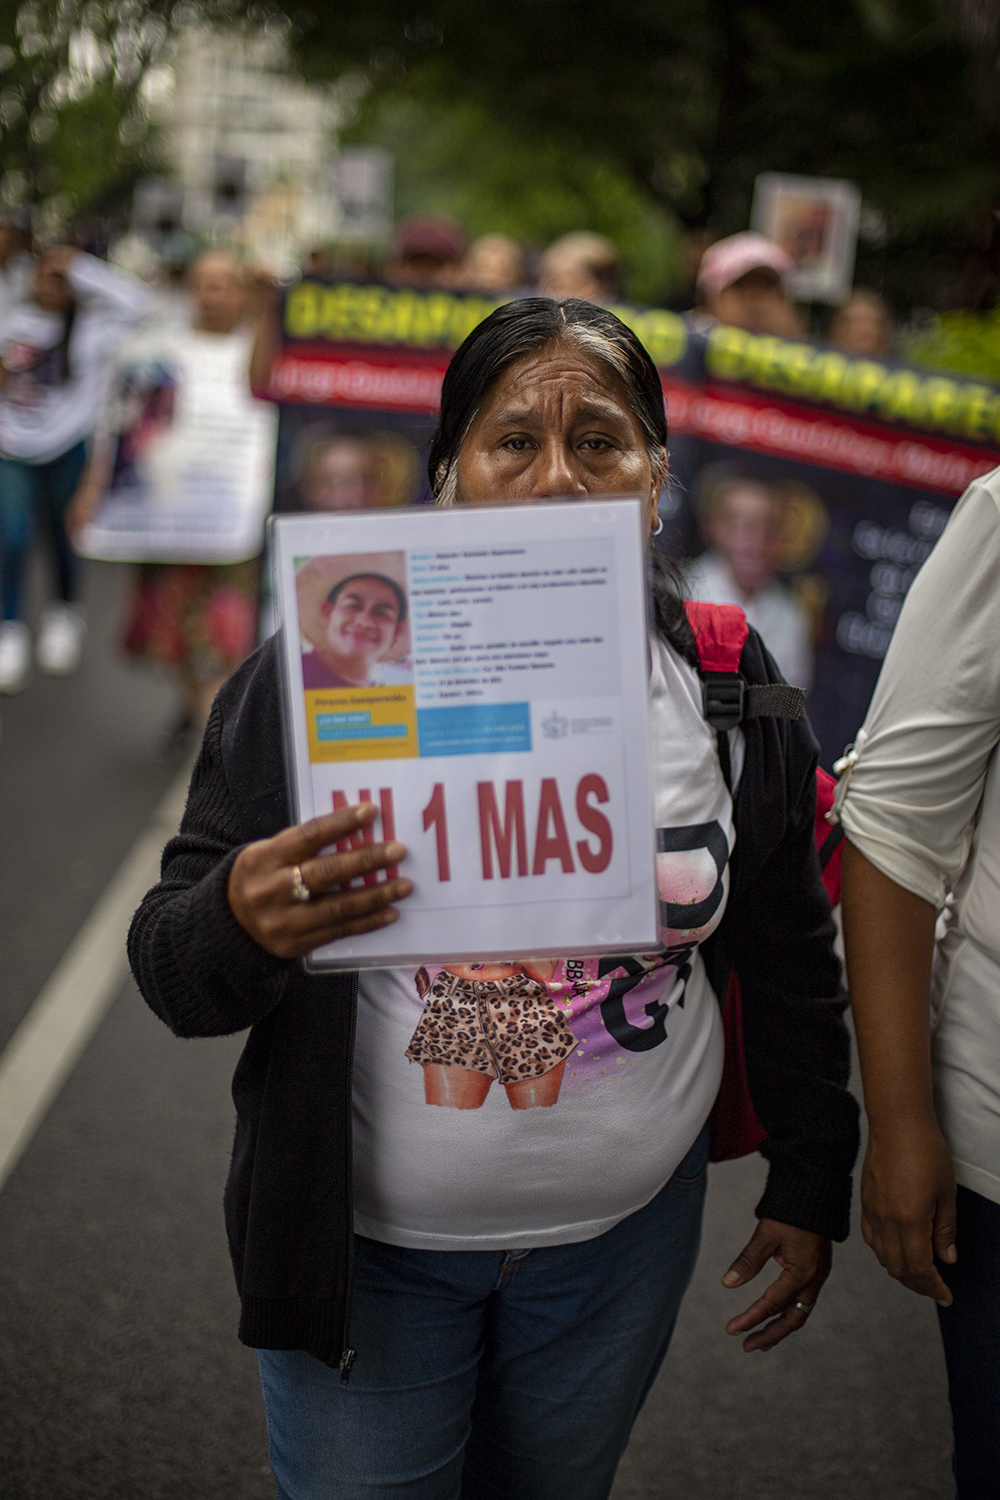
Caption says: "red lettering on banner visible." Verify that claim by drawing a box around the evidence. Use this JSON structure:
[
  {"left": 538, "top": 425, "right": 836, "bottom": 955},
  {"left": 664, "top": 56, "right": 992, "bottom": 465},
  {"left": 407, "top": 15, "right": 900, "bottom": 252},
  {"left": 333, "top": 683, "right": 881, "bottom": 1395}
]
[
  {"left": 477, "top": 781, "right": 528, "bottom": 879},
  {"left": 661, "top": 375, "right": 1000, "bottom": 496},
  {"left": 268, "top": 354, "right": 446, "bottom": 414},
  {"left": 575, "top": 774, "right": 613, "bottom": 873},
  {"left": 532, "top": 778, "right": 576, "bottom": 875},
  {"left": 379, "top": 787, "right": 398, "bottom": 880},
  {"left": 422, "top": 783, "right": 451, "bottom": 882}
]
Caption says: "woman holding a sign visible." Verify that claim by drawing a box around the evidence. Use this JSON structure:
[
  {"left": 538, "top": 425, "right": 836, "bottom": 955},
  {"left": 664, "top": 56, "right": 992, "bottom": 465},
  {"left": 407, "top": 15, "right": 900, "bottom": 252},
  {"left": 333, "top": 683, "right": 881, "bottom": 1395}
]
[
  {"left": 70, "top": 250, "right": 277, "bottom": 746},
  {"left": 130, "top": 298, "right": 857, "bottom": 1500}
]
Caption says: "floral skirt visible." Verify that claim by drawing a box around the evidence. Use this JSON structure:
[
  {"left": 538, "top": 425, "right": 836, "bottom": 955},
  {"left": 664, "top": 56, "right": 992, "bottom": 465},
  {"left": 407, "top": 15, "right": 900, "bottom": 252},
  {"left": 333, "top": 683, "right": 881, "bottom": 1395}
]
[
  {"left": 121, "top": 560, "right": 260, "bottom": 685},
  {"left": 406, "top": 968, "right": 578, "bottom": 1083}
]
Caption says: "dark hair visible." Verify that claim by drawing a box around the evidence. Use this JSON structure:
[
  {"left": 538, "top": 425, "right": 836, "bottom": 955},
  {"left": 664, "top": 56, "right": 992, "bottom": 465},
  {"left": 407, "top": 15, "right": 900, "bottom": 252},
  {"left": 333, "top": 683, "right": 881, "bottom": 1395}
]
[
  {"left": 326, "top": 572, "right": 407, "bottom": 624},
  {"left": 34, "top": 302, "right": 76, "bottom": 388},
  {"left": 428, "top": 297, "right": 695, "bottom": 663}
]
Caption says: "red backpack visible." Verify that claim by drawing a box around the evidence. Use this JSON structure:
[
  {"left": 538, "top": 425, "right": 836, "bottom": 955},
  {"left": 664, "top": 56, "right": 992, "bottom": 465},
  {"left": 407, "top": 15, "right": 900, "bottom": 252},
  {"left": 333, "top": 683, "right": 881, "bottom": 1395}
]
[{"left": 682, "top": 600, "right": 844, "bottom": 1162}]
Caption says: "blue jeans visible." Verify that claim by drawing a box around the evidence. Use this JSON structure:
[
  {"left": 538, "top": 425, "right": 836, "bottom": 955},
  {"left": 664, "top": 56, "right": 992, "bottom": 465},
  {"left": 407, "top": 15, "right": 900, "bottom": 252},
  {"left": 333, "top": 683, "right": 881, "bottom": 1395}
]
[
  {"left": 258, "top": 1126, "right": 709, "bottom": 1500},
  {"left": 0, "top": 441, "right": 87, "bottom": 620},
  {"left": 937, "top": 1185, "right": 1000, "bottom": 1499}
]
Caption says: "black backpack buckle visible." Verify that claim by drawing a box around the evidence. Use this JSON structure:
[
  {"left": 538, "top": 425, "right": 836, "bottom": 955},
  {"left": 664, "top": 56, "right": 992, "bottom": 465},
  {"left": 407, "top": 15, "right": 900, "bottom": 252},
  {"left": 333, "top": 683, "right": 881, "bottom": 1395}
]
[{"left": 701, "top": 672, "right": 745, "bottom": 731}]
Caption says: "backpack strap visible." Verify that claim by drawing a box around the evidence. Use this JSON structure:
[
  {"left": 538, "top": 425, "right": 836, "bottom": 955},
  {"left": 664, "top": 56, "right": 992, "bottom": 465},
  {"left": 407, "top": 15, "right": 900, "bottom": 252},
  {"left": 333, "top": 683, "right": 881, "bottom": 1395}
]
[{"left": 684, "top": 600, "right": 806, "bottom": 730}]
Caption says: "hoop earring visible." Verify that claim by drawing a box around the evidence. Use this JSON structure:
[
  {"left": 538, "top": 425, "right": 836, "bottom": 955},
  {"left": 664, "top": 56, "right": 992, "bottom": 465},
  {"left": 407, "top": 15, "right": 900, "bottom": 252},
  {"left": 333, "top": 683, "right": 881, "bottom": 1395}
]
[{"left": 652, "top": 514, "right": 664, "bottom": 536}]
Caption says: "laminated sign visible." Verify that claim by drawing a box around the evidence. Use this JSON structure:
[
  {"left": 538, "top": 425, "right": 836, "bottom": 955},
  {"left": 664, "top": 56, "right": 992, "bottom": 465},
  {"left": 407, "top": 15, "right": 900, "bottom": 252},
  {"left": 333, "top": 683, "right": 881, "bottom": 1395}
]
[
  {"left": 78, "top": 327, "right": 277, "bottom": 564},
  {"left": 272, "top": 499, "right": 658, "bottom": 968}
]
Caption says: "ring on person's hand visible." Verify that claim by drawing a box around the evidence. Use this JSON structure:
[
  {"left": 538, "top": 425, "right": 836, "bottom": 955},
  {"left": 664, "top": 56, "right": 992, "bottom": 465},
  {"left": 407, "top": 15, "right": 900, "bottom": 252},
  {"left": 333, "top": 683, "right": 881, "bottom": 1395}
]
[
  {"left": 792, "top": 1300, "right": 814, "bottom": 1316},
  {"left": 290, "top": 865, "right": 312, "bottom": 903}
]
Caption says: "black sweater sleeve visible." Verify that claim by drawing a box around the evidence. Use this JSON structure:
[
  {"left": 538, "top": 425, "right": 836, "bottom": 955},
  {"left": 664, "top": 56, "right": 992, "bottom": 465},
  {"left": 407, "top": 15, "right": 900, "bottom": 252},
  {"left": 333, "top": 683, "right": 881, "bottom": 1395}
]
[
  {"left": 128, "top": 699, "right": 296, "bottom": 1039},
  {"left": 731, "top": 723, "right": 859, "bottom": 1242}
]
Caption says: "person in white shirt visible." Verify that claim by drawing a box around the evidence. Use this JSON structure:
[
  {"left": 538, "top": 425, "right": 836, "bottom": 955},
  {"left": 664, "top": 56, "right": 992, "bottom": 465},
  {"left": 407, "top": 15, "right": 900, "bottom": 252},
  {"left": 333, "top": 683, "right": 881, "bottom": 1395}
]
[
  {"left": 0, "top": 246, "right": 153, "bottom": 691},
  {"left": 839, "top": 471, "right": 1000, "bottom": 1498},
  {"left": 70, "top": 250, "right": 276, "bottom": 744},
  {"left": 684, "top": 466, "right": 813, "bottom": 690}
]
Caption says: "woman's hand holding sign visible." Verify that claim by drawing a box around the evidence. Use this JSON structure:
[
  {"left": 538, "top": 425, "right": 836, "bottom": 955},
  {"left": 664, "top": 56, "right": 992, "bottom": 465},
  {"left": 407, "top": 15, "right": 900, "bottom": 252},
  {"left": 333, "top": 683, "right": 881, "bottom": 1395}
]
[{"left": 228, "top": 803, "right": 412, "bottom": 958}]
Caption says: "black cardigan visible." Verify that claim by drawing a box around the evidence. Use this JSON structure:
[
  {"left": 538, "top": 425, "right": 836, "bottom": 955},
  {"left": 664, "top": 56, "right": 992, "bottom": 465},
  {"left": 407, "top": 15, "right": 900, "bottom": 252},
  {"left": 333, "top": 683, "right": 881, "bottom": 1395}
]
[{"left": 128, "top": 631, "right": 859, "bottom": 1370}]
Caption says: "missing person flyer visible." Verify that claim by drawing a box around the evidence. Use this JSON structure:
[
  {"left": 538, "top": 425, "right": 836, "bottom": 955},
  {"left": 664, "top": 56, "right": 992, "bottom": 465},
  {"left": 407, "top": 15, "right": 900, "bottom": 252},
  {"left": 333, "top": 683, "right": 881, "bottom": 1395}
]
[{"left": 272, "top": 499, "right": 658, "bottom": 968}]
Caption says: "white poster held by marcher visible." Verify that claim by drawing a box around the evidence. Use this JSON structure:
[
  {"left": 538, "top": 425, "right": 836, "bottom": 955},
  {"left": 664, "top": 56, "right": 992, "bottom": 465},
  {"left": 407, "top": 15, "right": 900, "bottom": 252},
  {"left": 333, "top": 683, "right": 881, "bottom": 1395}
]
[
  {"left": 76, "top": 327, "right": 277, "bottom": 564},
  {"left": 272, "top": 499, "right": 659, "bottom": 969}
]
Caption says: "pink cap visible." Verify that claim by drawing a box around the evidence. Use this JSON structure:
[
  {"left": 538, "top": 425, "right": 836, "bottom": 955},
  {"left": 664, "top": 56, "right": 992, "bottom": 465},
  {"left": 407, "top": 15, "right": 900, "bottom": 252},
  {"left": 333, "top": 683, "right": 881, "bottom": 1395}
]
[{"left": 696, "top": 232, "right": 794, "bottom": 295}]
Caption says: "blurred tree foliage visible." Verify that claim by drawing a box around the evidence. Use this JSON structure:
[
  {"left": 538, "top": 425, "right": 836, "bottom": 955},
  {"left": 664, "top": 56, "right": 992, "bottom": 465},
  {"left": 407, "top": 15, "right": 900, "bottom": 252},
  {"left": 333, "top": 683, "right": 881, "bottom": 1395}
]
[
  {"left": 272, "top": 0, "right": 1000, "bottom": 311},
  {"left": 341, "top": 92, "right": 683, "bottom": 303},
  {"left": 0, "top": 2, "right": 258, "bottom": 236},
  {"left": 0, "top": 1, "right": 181, "bottom": 233},
  {"left": 6, "top": 0, "right": 1000, "bottom": 311}
]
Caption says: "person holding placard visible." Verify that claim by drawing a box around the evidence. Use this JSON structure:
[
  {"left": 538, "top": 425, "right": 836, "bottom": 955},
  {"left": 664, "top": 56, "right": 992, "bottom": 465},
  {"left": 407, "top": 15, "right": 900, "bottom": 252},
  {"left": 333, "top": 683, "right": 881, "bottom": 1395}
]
[
  {"left": 70, "top": 250, "right": 277, "bottom": 745},
  {"left": 129, "top": 298, "right": 857, "bottom": 1500}
]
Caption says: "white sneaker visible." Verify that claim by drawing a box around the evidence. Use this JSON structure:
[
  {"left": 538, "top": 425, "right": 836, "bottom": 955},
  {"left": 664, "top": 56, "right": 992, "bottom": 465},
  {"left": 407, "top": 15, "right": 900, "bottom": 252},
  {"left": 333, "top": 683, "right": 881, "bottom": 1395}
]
[
  {"left": 36, "top": 604, "right": 86, "bottom": 676},
  {"left": 0, "top": 620, "right": 31, "bottom": 692}
]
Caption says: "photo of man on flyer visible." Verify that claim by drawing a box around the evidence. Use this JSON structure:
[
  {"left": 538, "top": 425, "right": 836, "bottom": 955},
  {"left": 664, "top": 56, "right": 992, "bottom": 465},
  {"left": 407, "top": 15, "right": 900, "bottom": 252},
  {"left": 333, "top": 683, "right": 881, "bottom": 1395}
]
[{"left": 296, "top": 551, "right": 412, "bottom": 689}]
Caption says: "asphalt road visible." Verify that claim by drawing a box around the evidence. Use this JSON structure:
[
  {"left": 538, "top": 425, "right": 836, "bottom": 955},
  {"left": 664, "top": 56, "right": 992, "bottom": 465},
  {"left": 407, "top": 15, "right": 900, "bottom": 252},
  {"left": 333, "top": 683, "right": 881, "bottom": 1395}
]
[{"left": 0, "top": 558, "right": 954, "bottom": 1498}]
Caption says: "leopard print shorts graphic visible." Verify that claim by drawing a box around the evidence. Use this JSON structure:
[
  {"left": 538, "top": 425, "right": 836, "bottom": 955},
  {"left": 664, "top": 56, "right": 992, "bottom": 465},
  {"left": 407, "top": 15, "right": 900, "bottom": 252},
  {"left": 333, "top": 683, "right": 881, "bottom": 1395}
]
[{"left": 403, "top": 820, "right": 730, "bottom": 1112}]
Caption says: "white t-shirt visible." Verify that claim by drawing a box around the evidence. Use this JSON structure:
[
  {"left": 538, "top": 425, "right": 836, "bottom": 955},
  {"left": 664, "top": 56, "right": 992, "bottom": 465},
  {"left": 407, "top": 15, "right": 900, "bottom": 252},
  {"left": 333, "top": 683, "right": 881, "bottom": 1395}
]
[
  {"left": 0, "top": 253, "right": 154, "bottom": 463},
  {"left": 839, "top": 472, "right": 1000, "bottom": 1207},
  {"left": 352, "top": 639, "right": 736, "bottom": 1250},
  {"left": 685, "top": 551, "right": 813, "bottom": 690}
]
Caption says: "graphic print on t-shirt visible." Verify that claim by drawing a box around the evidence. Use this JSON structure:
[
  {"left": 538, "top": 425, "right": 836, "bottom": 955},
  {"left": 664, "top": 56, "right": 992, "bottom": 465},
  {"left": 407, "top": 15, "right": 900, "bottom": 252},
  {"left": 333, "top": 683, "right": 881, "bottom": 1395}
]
[
  {"left": 400, "top": 817, "right": 728, "bottom": 1111},
  {"left": 350, "top": 640, "right": 736, "bottom": 1251}
]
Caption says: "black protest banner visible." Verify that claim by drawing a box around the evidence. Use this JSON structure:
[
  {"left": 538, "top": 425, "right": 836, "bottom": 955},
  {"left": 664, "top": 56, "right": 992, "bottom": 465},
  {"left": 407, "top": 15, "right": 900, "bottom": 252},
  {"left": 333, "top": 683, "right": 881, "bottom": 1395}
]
[{"left": 269, "top": 280, "right": 1000, "bottom": 767}]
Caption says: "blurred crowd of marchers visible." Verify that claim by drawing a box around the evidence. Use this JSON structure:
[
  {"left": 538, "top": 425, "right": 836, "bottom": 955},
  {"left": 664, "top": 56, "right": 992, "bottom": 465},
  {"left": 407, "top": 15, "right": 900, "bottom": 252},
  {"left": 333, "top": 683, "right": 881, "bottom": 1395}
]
[
  {"left": 0, "top": 200, "right": 927, "bottom": 742},
  {"left": 299, "top": 214, "right": 895, "bottom": 360}
]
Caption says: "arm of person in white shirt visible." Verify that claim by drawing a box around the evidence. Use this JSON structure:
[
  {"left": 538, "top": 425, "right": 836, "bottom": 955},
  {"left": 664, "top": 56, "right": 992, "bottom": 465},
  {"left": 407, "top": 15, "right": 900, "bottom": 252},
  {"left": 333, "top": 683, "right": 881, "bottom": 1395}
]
[
  {"left": 60, "top": 247, "right": 156, "bottom": 329},
  {"left": 249, "top": 278, "right": 282, "bottom": 395},
  {"left": 841, "top": 842, "right": 955, "bottom": 1304},
  {"left": 66, "top": 431, "right": 114, "bottom": 537},
  {"left": 839, "top": 477, "right": 1000, "bottom": 1302}
]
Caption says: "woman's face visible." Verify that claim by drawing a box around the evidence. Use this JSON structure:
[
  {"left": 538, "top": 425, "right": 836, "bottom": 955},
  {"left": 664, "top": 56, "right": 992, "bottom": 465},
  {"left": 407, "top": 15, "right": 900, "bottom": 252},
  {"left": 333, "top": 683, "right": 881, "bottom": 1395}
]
[
  {"left": 453, "top": 340, "right": 661, "bottom": 527},
  {"left": 704, "top": 482, "right": 782, "bottom": 595},
  {"left": 302, "top": 440, "right": 374, "bottom": 512},
  {"left": 189, "top": 254, "right": 248, "bottom": 334},
  {"left": 321, "top": 576, "right": 403, "bottom": 669}
]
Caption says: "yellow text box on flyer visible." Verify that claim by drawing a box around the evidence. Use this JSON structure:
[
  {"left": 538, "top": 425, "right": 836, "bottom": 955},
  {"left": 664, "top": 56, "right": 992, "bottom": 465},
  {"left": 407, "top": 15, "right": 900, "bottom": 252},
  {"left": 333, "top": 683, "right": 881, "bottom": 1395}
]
[{"left": 305, "top": 685, "right": 418, "bottom": 763}]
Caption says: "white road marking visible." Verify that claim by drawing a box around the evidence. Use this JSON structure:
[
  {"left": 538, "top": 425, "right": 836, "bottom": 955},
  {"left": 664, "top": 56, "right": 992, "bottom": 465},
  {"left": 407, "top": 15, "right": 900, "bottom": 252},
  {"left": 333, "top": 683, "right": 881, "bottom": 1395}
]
[{"left": 0, "top": 767, "right": 190, "bottom": 1194}]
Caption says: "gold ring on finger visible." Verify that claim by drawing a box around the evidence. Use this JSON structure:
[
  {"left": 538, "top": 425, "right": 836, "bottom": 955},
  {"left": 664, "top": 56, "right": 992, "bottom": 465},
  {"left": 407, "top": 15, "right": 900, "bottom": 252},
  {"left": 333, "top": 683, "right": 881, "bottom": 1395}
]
[{"left": 290, "top": 865, "right": 312, "bottom": 903}]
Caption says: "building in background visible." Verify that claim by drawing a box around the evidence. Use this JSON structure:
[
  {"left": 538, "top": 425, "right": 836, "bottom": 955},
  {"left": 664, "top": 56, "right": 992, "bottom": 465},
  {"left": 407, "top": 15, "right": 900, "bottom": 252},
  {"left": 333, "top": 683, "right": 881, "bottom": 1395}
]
[{"left": 133, "top": 26, "right": 392, "bottom": 273}]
